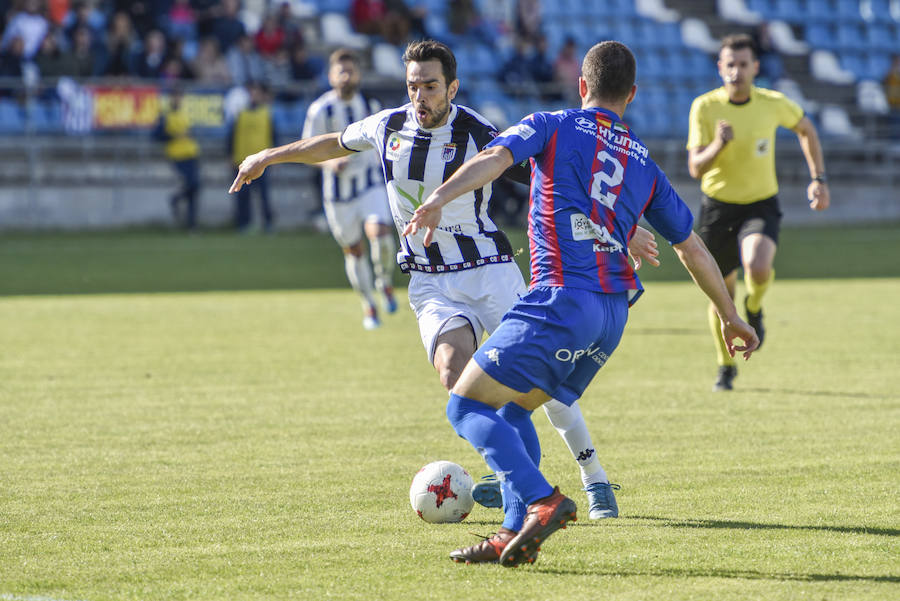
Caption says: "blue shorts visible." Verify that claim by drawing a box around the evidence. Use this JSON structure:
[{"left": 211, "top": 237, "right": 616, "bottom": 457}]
[{"left": 473, "top": 287, "right": 629, "bottom": 405}]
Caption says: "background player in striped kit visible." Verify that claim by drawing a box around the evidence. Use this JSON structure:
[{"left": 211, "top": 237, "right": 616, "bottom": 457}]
[
  {"left": 303, "top": 48, "right": 398, "bottom": 330},
  {"left": 229, "top": 40, "right": 660, "bottom": 540}
]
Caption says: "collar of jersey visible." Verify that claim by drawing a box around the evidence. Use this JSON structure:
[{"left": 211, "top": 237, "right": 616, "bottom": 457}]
[{"left": 583, "top": 106, "right": 625, "bottom": 127}]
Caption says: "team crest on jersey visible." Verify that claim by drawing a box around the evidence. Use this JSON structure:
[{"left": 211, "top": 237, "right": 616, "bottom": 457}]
[
  {"left": 441, "top": 143, "right": 457, "bottom": 162},
  {"left": 755, "top": 138, "right": 770, "bottom": 156}
]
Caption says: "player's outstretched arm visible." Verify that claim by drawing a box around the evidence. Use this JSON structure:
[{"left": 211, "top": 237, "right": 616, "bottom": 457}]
[
  {"left": 229, "top": 132, "right": 352, "bottom": 193},
  {"left": 792, "top": 116, "right": 830, "bottom": 211},
  {"left": 403, "top": 146, "right": 514, "bottom": 246},
  {"left": 673, "top": 232, "right": 759, "bottom": 360},
  {"left": 628, "top": 225, "right": 659, "bottom": 270}
]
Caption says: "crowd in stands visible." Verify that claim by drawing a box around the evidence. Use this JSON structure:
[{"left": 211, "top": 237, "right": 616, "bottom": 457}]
[
  {"left": 0, "top": 0, "right": 326, "bottom": 87},
  {"left": 0, "top": 0, "right": 592, "bottom": 98},
  {"left": 0, "top": 0, "right": 898, "bottom": 140}
]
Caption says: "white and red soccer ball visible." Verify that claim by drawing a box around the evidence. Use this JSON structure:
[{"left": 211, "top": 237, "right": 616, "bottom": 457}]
[{"left": 409, "top": 461, "right": 475, "bottom": 523}]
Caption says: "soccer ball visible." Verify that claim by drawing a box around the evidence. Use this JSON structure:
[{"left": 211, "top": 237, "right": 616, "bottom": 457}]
[{"left": 409, "top": 461, "right": 475, "bottom": 523}]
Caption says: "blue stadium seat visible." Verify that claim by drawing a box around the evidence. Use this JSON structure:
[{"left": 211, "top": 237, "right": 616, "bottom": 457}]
[
  {"left": 0, "top": 99, "right": 24, "bottom": 133},
  {"left": 865, "top": 0, "right": 893, "bottom": 23},
  {"left": 865, "top": 23, "right": 896, "bottom": 51},
  {"left": 838, "top": 50, "right": 865, "bottom": 80},
  {"left": 835, "top": 23, "right": 865, "bottom": 50},
  {"left": 773, "top": 0, "right": 806, "bottom": 24},
  {"left": 746, "top": 0, "right": 775, "bottom": 18},
  {"left": 805, "top": 22, "right": 836, "bottom": 50},
  {"left": 863, "top": 52, "right": 892, "bottom": 80},
  {"left": 835, "top": 0, "right": 863, "bottom": 21}
]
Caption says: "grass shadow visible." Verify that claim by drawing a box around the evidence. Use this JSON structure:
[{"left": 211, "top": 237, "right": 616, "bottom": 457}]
[
  {"left": 530, "top": 565, "right": 900, "bottom": 583},
  {"left": 629, "top": 515, "right": 900, "bottom": 537}
]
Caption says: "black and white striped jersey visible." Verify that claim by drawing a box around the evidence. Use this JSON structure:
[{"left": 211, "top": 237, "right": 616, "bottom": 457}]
[
  {"left": 339, "top": 102, "right": 515, "bottom": 273},
  {"left": 302, "top": 90, "right": 383, "bottom": 203}
]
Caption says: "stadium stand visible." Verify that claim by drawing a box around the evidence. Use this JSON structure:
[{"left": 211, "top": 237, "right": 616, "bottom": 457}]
[{"left": 0, "top": 0, "right": 896, "bottom": 229}]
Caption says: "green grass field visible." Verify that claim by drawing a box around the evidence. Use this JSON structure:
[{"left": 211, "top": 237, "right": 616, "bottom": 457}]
[{"left": 1, "top": 226, "right": 898, "bottom": 601}]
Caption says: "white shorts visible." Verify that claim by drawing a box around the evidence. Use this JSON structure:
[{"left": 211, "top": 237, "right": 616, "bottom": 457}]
[
  {"left": 324, "top": 186, "right": 392, "bottom": 248},
  {"left": 407, "top": 261, "right": 527, "bottom": 363}
]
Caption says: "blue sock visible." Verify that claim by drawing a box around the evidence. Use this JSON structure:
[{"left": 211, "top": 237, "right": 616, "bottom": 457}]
[
  {"left": 497, "top": 403, "right": 541, "bottom": 531},
  {"left": 446, "top": 393, "right": 553, "bottom": 507}
]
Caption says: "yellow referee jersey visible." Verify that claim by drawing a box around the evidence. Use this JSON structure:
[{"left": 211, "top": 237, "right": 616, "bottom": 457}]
[{"left": 686, "top": 86, "right": 803, "bottom": 204}]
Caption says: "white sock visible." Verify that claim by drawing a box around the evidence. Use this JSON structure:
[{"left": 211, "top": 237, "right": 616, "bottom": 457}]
[
  {"left": 543, "top": 400, "right": 608, "bottom": 486},
  {"left": 369, "top": 233, "right": 396, "bottom": 292},
  {"left": 344, "top": 253, "right": 376, "bottom": 307}
]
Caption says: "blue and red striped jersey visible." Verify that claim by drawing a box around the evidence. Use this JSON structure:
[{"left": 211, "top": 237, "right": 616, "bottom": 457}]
[{"left": 487, "top": 107, "right": 694, "bottom": 303}]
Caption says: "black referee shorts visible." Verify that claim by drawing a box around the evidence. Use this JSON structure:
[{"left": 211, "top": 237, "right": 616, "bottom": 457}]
[{"left": 697, "top": 195, "right": 783, "bottom": 276}]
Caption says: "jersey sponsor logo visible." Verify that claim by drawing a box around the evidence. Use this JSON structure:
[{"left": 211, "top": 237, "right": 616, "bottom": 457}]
[
  {"left": 501, "top": 122, "right": 537, "bottom": 140},
  {"left": 570, "top": 212, "right": 624, "bottom": 253},
  {"left": 396, "top": 182, "right": 425, "bottom": 208},
  {"left": 575, "top": 116, "right": 597, "bottom": 131},
  {"left": 441, "top": 143, "right": 457, "bottom": 162},
  {"left": 755, "top": 138, "right": 770, "bottom": 156},
  {"left": 555, "top": 344, "right": 610, "bottom": 367}
]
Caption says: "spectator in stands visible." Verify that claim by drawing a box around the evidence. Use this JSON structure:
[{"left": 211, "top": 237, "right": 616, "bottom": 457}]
[
  {"left": 102, "top": 11, "right": 138, "bottom": 77},
  {"left": 254, "top": 12, "right": 285, "bottom": 57},
  {"left": 155, "top": 87, "right": 201, "bottom": 231},
  {"left": 350, "top": 0, "right": 386, "bottom": 37},
  {"left": 228, "top": 82, "right": 276, "bottom": 233},
  {"left": 263, "top": 46, "right": 292, "bottom": 92},
  {"left": 0, "top": 35, "right": 26, "bottom": 79},
  {"left": 499, "top": 37, "right": 535, "bottom": 94},
  {"left": 515, "top": 0, "right": 541, "bottom": 39},
  {"left": 290, "top": 43, "right": 324, "bottom": 83},
  {"left": 528, "top": 34, "right": 557, "bottom": 100},
  {"left": 63, "top": 0, "right": 105, "bottom": 49},
  {"left": 160, "top": 38, "right": 194, "bottom": 81},
  {"left": 35, "top": 28, "right": 78, "bottom": 78},
  {"left": 193, "top": 37, "right": 231, "bottom": 85},
  {"left": 553, "top": 36, "right": 580, "bottom": 105},
  {"left": 47, "top": 0, "right": 69, "bottom": 26},
  {"left": 69, "top": 24, "right": 99, "bottom": 77},
  {"left": 165, "top": 0, "right": 197, "bottom": 42},
  {"left": 275, "top": 2, "right": 303, "bottom": 50},
  {"left": 885, "top": 54, "right": 900, "bottom": 140},
  {"left": 447, "top": 0, "right": 493, "bottom": 47},
  {"left": 134, "top": 29, "right": 168, "bottom": 79},
  {"left": 226, "top": 34, "right": 264, "bottom": 87},
  {"left": 108, "top": 0, "right": 156, "bottom": 38},
  {"left": 211, "top": 0, "right": 246, "bottom": 53},
  {"left": 1, "top": 0, "right": 49, "bottom": 59},
  {"left": 382, "top": 0, "right": 413, "bottom": 45}
]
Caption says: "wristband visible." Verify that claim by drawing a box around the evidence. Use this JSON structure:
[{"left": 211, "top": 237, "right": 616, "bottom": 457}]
[{"left": 812, "top": 174, "right": 827, "bottom": 183}]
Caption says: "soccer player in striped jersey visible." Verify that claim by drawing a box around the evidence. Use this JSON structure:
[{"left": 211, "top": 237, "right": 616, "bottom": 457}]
[
  {"left": 230, "top": 40, "right": 658, "bottom": 541},
  {"left": 303, "top": 49, "right": 398, "bottom": 330},
  {"left": 406, "top": 41, "right": 758, "bottom": 566}
]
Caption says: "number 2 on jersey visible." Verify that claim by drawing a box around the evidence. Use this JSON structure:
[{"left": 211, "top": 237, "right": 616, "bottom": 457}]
[{"left": 590, "top": 150, "right": 624, "bottom": 210}]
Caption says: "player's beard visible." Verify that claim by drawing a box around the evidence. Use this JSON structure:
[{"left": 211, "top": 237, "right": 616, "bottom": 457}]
[{"left": 416, "top": 95, "right": 451, "bottom": 129}]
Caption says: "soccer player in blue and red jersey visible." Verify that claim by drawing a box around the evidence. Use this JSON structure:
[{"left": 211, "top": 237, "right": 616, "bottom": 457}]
[{"left": 404, "top": 41, "right": 759, "bottom": 567}]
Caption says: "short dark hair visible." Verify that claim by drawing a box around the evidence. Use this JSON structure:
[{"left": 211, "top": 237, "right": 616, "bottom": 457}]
[
  {"left": 720, "top": 33, "right": 758, "bottom": 59},
  {"left": 402, "top": 40, "right": 457, "bottom": 85},
  {"left": 329, "top": 48, "right": 360, "bottom": 67},
  {"left": 581, "top": 41, "right": 635, "bottom": 103}
]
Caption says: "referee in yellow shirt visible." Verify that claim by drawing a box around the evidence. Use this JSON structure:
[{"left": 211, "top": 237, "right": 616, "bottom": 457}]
[{"left": 687, "top": 33, "right": 830, "bottom": 391}]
